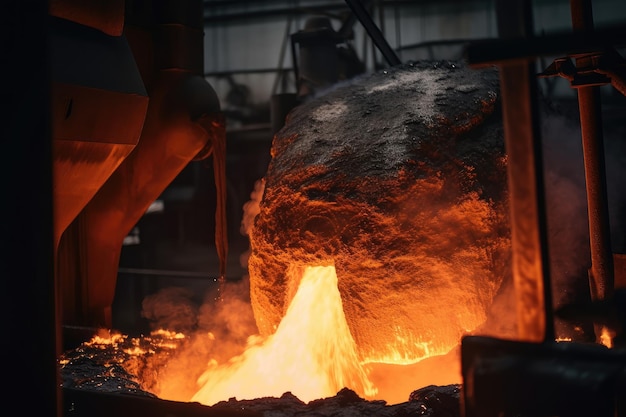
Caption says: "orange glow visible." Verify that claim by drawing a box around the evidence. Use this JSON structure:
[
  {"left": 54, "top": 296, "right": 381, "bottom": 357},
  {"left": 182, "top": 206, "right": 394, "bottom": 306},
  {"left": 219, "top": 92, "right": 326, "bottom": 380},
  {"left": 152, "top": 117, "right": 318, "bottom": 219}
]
[
  {"left": 61, "top": 268, "right": 467, "bottom": 404},
  {"left": 599, "top": 326, "right": 614, "bottom": 348},
  {"left": 84, "top": 329, "right": 125, "bottom": 346},
  {"left": 190, "top": 265, "right": 378, "bottom": 405}
]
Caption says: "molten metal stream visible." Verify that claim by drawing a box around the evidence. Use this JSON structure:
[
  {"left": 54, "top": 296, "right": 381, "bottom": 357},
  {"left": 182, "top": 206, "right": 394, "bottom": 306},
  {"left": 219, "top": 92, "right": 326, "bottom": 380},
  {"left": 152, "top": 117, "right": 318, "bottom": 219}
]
[
  {"left": 190, "top": 265, "right": 377, "bottom": 405},
  {"left": 60, "top": 265, "right": 463, "bottom": 405}
]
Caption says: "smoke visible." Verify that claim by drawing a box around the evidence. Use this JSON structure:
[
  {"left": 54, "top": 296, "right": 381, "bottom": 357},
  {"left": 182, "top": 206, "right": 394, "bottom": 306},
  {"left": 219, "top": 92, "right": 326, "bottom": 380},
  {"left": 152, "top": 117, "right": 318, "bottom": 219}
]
[
  {"left": 543, "top": 103, "right": 625, "bottom": 339},
  {"left": 239, "top": 178, "right": 266, "bottom": 269},
  {"left": 135, "top": 96, "right": 624, "bottom": 401},
  {"left": 482, "top": 101, "right": 626, "bottom": 341},
  {"left": 541, "top": 108, "right": 592, "bottom": 308},
  {"left": 141, "top": 287, "right": 199, "bottom": 333},
  {"left": 137, "top": 180, "right": 268, "bottom": 401},
  {"left": 138, "top": 277, "right": 259, "bottom": 401},
  {"left": 141, "top": 177, "right": 267, "bottom": 335},
  {"left": 196, "top": 276, "right": 259, "bottom": 359},
  {"left": 240, "top": 178, "right": 266, "bottom": 237}
]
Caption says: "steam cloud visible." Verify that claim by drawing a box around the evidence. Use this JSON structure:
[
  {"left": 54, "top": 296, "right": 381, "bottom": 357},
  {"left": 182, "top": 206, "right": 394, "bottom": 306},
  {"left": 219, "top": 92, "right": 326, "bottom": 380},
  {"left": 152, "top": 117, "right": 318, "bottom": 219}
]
[
  {"left": 483, "top": 101, "right": 626, "bottom": 341},
  {"left": 137, "top": 181, "right": 266, "bottom": 401},
  {"left": 141, "top": 287, "right": 199, "bottom": 332}
]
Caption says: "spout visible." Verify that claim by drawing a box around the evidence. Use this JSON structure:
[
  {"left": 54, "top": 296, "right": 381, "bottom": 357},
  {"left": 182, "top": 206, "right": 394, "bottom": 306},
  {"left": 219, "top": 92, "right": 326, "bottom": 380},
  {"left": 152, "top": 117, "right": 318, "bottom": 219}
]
[
  {"left": 195, "top": 114, "right": 229, "bottom": 289},
  {"left": 167, "top": 75, "right": 229, "bottom": 282}
]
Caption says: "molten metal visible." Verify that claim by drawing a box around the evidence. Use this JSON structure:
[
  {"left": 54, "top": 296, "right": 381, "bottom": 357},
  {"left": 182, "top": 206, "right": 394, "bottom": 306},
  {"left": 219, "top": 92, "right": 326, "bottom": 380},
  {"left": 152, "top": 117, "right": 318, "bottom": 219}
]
[
  {"left": 248, "top": 62, "right": 508, "bottom": 366},
  {"left": 191, "top": 265, "right": 377, "bottom": 405}
]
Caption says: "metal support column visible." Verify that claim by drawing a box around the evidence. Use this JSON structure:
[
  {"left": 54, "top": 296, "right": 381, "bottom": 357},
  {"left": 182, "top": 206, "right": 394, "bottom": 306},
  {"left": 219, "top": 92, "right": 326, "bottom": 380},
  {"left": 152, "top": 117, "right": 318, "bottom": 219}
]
[
  {"left": 570, "top": 0, "right": 614, "bottom": 309},
  {"left": 494, "top": 0, "right": 555, "bottom": 343}
]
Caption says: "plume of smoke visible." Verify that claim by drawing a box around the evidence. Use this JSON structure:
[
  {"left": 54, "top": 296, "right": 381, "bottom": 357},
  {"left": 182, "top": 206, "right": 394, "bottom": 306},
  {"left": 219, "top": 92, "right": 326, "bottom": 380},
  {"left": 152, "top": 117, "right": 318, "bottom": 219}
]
[
  {"left": 542, "top": 110, "right": 590, "bottom": 303},
  {"left": 482, "top": 102, "right": 626, "bottom": 341},
  {"left": 542, "top": 103, "right": 625, "bottom": 339},
  {"left": 196, "top": 275, "right": 259, "bottom": 362},
  {"left": 240, "top": 178, "right": 266, "bottom": 237},
  {"left": 138, "top": 181, "right": 266, "bottom": 402},
  {"left": 140, "top": 276, "right": 259, "bottom": 402},
  {"left": 239, "top": 178, "right": 266, "bottom": 269},
  {"left": 141, "top": 287, "right": 199, "bottom": 333}
]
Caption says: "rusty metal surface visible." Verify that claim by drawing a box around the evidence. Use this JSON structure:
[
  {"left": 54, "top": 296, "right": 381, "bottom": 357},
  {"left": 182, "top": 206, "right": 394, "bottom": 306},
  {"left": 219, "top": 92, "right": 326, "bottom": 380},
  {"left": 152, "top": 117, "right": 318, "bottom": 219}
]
[
  {"left": 460, "top": 1, "right": 625, "bottom": 416},
  {"left": 570, "top": 0, "right": 615, "bottom": 305},
  {"left": 59, "top": 74, "right": 223, "bottom": 328},
  {"left": 52, "top": 83, "right": 148, "bottom": 246},
  {"left": 577, "top": 85, "right": 615, "bottom": 302},
  {"left": 497, "top": 62, "right": 553, "bottom": 343},
  {"left": 490, "top": 0, "right": 554, "bottom": 343},
  {"left": 49, "top": 15, "right": 149, "bottom": 247},
  {"left": 55, "top": 0, "right": 225, "bottom": 329}
]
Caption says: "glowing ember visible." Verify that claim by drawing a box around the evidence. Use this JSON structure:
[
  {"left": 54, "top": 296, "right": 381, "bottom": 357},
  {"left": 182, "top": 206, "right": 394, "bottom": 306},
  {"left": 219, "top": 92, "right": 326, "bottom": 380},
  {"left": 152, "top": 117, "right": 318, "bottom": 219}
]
[
  {"left": 599, "top": 326, "right": 614, "bottom": 348},
  {"left": 191, "top": 265, "right": 377, "bottom": 405},
  {"left": 59, "top": 328, "right": 189, "bottom": 396},
  {"left": 85, "top": 329, "right": 125, "bottom": 346}
]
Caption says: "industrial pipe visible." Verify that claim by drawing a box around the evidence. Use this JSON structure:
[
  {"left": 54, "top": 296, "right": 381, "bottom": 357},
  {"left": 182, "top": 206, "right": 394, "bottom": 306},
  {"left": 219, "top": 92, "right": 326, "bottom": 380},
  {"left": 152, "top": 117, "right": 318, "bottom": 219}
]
[
  {"left": 570, "top": 0, "right": 615, "bottom": 309},
  {"left": 57, "top": 0, "right": 226, "bottom": 328}
]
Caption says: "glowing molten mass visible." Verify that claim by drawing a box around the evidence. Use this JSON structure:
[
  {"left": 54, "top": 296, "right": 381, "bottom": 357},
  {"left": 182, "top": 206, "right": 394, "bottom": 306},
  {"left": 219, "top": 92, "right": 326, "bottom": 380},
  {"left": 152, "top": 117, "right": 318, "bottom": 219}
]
[
  {"left": 248, "top": 61, "right": 510, "bottom": 365},
  {"left": 191, "top": 266, "right": 376, "bottom": 405}
]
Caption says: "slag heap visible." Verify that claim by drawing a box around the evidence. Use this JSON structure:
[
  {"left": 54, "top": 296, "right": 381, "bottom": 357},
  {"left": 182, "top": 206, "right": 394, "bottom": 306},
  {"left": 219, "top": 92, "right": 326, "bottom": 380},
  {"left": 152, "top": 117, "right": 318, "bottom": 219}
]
[{"left": 248, "top": 61, "right": 510, "bottom": 364}]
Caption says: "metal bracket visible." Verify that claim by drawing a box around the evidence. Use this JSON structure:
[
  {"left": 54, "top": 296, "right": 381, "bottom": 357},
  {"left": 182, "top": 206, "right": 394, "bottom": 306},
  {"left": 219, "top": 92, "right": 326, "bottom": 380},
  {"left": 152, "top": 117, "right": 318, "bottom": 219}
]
[{"left": 539, "top": 48, "right": 626, "bottom": 94}]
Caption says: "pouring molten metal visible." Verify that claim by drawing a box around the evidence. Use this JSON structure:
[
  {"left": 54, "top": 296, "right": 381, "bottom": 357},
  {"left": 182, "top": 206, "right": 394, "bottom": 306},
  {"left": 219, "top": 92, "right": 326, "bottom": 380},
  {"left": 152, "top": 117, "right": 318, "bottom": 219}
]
[
  {"left": 191, "top": 265, "right": 377, "bottom": 404},
  {"left": 61, "top": 61, "right": 510, "bottom": 409},
  {"left": 246, "top": 61, "right": 508, "bottom": 369},
  {"left": 184, "top": 61, "right": 510, "bottom": 407}
]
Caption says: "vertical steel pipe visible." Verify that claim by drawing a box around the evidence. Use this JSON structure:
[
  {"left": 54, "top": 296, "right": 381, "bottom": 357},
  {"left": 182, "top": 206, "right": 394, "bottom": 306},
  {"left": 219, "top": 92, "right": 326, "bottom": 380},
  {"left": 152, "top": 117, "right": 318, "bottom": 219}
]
[{"left": 570, "top": 0, "right": 614, "bottom": 304}]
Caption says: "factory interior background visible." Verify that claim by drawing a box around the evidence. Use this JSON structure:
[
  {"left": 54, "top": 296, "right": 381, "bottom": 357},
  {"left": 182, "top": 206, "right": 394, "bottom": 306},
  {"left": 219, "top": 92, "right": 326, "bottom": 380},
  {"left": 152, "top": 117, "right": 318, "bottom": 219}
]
[
  {"left": 115, "top": 0, "right": 626, "bottom": 334},
  {"left": 3, "top": 0, "right": 626, "bottom": 416}
]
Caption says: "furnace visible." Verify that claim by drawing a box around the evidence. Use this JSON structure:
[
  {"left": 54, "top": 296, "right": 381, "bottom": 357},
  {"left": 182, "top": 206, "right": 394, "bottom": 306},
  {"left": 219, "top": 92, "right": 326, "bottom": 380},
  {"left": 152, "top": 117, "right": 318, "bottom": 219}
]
[
  {"left": 61, "top": 60, "right": 508, "bottom": 410},
  {"left": 7, "top": 1, "right": 625, "bottom": 416},
  {"left": 247, "top": 60, "right": 509, "bottom": 367}
]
